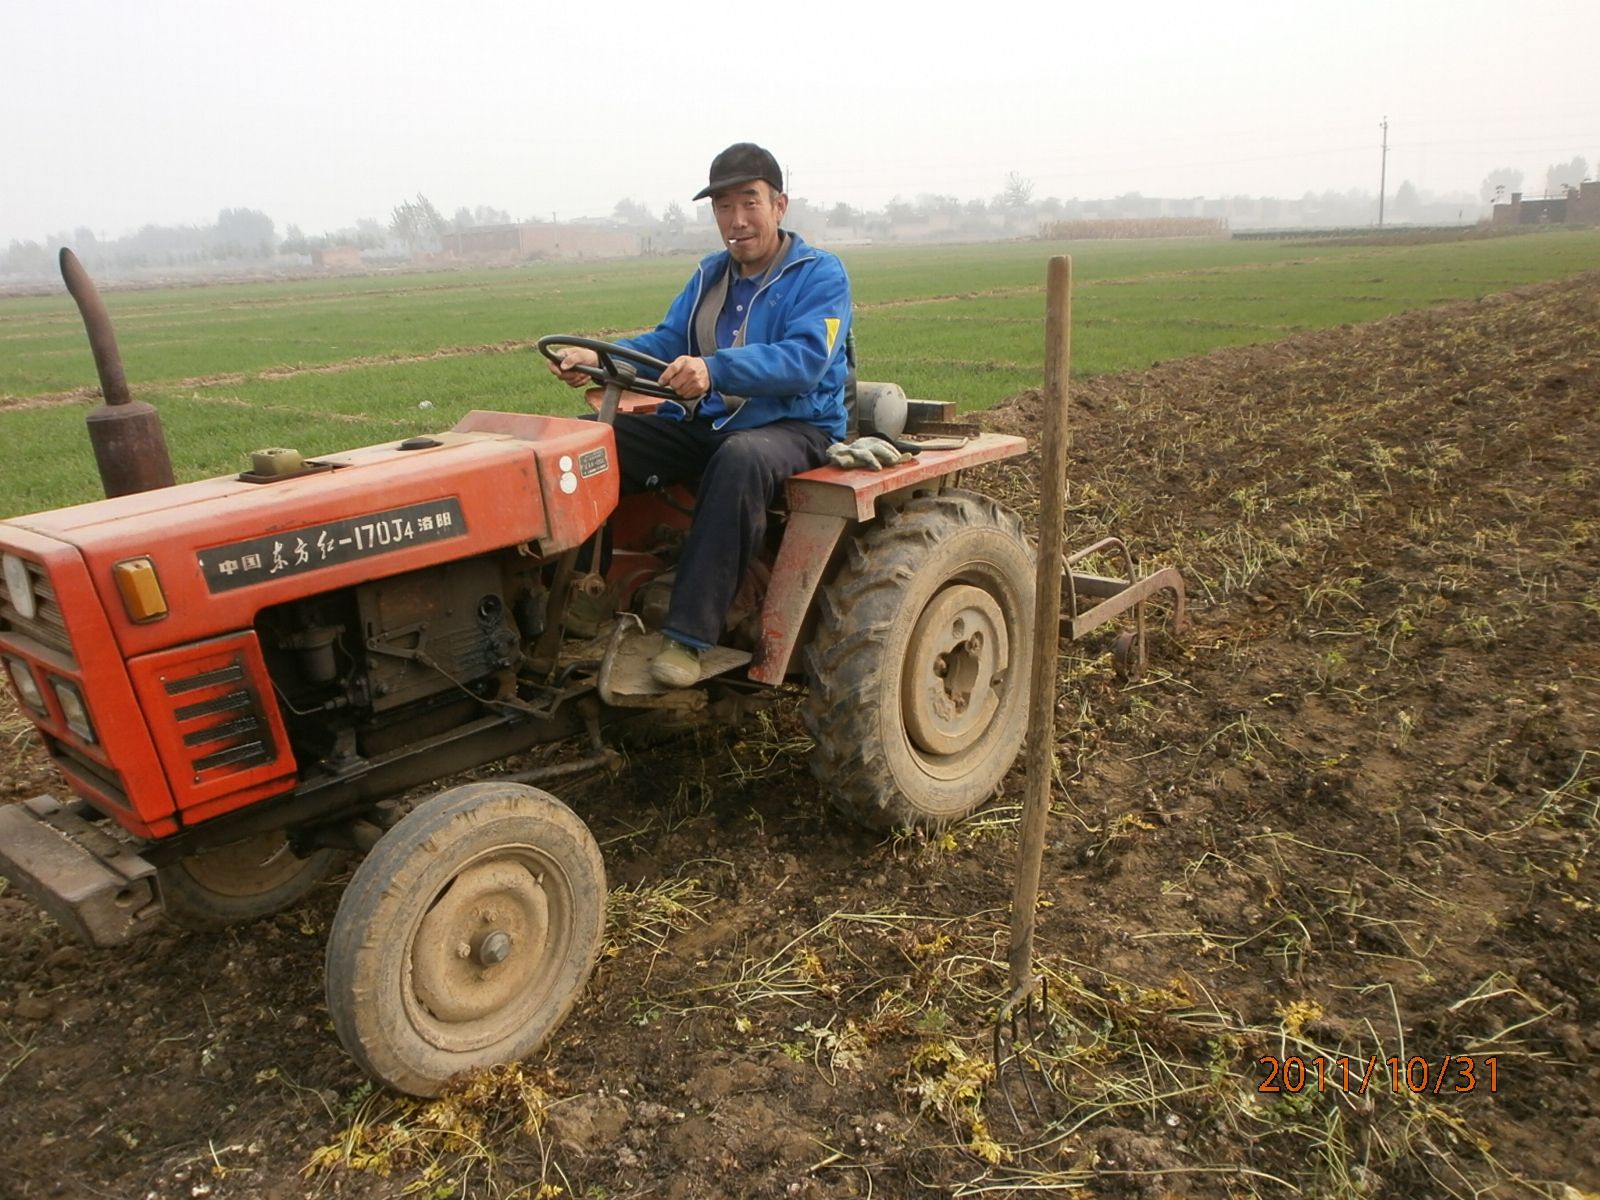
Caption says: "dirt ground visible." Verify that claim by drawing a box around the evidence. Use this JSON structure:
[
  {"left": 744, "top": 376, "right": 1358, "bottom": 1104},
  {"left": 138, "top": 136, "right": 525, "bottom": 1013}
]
[{"left": 2, "top": 272, "right": 1597, "bottom": 1199}]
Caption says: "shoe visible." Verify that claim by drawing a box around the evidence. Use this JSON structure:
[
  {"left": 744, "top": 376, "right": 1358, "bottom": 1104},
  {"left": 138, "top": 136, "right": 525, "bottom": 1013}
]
[{"left": 649, "top": 638, "right": 701, "bottom": 689}]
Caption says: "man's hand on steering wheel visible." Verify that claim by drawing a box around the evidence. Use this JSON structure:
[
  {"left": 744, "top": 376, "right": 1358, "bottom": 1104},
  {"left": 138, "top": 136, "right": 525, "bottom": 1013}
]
[
  {"left": 550, "top": 345, "right": 709, "bottom": 398},
  {"left": 658, "top": 355, "right": 710, "bottom": 399},
  {"left": 549, "top": 347, "right": 601, "bottom": 388},
  {"left": 536, "top": 335, "right": 684, "bottom": 402}
]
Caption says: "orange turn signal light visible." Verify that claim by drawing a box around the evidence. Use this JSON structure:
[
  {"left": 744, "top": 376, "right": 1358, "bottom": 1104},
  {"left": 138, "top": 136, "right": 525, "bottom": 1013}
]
[{"left": 113, "top": 557, "right": 168, "bottom": 622}]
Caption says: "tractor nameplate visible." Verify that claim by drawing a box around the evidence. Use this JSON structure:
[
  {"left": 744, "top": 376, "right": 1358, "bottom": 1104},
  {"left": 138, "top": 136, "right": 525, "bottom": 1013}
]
[
  {"left": 196, "top": 499, "right": 467, "bottom": 593},
  {"left": 578, "top": 447, "right": 609, "bottom": 478}
]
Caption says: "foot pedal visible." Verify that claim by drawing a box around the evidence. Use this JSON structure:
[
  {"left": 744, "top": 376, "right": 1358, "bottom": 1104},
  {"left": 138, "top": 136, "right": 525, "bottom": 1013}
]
[{"left": 598, "top": 622, "right": 751, "bottom": 708}]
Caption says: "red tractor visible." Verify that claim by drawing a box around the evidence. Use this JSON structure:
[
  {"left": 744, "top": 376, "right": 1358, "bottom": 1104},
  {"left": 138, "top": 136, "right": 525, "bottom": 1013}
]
[{"left": 0, "top": 261, "right": 1182, "bottom": 1096}]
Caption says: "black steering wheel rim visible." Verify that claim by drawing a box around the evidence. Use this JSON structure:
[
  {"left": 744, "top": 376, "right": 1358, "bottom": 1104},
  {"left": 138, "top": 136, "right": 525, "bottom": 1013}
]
[{"left": 537, "top": 335, "right": 680, "bottom": 401}]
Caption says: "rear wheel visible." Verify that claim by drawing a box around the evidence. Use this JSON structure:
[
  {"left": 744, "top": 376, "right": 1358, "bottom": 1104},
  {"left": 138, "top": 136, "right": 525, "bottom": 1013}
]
[
  {"left": 325, "top": 781, "right": 605, "bottom": 1097},
  {"left": 158, "top": 832, "right": 342, "bottom": 930},
  {"left": 803, "top": 491, "right": 1035, "bottom": 830}
]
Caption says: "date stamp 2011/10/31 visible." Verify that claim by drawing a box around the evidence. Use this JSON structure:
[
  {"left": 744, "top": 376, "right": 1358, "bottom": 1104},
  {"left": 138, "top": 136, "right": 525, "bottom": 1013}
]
[{"left": 1257, "top": 1055, "right": 1500, "bottom": 1097}]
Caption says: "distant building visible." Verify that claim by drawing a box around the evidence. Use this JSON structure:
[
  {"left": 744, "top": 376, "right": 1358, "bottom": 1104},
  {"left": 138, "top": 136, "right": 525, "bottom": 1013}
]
[
  {"left": 440, "top": 223, "right": 639, "bottom": 262},
  {"left": 1492, "top": 182, "right": 1600, "bottom": 227},
  {"left": 312, "top": 245, "right": 363, "bottom": 270},
  {"left": 1572, "top": 181, "right": 1600, "bottom": 225}
]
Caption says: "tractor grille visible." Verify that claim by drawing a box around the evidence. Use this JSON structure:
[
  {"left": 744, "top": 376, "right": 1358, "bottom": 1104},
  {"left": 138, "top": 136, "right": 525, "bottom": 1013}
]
[
  {"left": 50, "top": 741, "right": 131, "bottom": 811},
  {"left": 163, "top": 657, "right": 276, "bottom": 778},
  {"left": 0, "top": 557, "right": 75, "bottom": 664}
]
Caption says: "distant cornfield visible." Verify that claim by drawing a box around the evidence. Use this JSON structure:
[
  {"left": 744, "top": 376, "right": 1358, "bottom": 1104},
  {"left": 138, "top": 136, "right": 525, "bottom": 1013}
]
[{"left": 1040, "top": 217, "right": 1227, "bottom": 239}]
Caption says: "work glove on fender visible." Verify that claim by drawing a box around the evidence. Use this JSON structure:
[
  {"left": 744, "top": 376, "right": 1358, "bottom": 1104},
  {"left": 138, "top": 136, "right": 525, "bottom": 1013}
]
[{"left": 825, "top": 436, "right": 912, "bottom": 471}]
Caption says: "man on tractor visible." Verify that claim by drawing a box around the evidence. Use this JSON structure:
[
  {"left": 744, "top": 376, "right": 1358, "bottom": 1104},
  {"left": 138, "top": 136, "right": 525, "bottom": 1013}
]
[{"left": 549, "top": 142, "right": 874, "bottom": 688}]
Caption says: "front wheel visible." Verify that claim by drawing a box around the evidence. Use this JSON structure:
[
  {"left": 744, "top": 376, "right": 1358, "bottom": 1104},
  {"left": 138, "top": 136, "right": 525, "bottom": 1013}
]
[
  {"left": 157, "top": 832, "right": 343, "bottom": 930},
  {"left": 325, "top": 782, "right": 605, "bottom": 1096},
  {"left": 803, "top": 491, "right": 1035, "bottom": 830}
]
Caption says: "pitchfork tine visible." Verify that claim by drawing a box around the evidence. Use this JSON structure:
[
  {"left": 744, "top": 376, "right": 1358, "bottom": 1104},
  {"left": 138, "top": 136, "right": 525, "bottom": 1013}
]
[
  {"left": 993, "top": 1016, "right": 1024, "bottom": 1131},
  {"left": 1012, "top": 1013, "right": 1045, "bottom": 1117},
  {"left": 994, "top": 976, "right": 1052, "bottom": 1130},
  {"left": 1029, "top": 979, "right": 1059, "bottom": 1096}
]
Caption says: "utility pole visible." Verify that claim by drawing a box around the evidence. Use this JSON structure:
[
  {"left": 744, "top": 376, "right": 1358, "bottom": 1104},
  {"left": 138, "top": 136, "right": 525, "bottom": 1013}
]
[{"left": 1378, "top": 116, "right": 1389, "bottom": 227}]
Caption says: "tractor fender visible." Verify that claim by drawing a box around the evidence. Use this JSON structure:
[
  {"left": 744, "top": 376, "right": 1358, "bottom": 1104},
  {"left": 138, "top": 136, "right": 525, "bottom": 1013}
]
[{"left": 749, "top": 431, "right": 1027, "bottom": 684}]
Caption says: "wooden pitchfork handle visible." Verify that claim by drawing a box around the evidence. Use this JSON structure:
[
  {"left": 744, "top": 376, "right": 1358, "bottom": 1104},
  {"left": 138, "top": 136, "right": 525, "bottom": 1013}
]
[{"left": 1005, "top": 256, "right": 1071, "bottom": 999}]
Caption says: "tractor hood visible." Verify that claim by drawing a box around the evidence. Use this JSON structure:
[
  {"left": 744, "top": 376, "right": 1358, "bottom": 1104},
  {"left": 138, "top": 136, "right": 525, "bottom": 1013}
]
[{"left": 0, "top": 412, "right": 617, "bottom": 658}]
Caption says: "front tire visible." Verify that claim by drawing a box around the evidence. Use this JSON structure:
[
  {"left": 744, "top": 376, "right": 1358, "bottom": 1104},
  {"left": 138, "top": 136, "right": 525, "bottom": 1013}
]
[
  {"left": 157, "top": 832, "right": 342, "bottom": 931},
  {"left": 803, "top": 491, "right": 1035, "bottom": 830},
  {"left": 325, "top": 782, "right": 605, "bottom": 1096}
]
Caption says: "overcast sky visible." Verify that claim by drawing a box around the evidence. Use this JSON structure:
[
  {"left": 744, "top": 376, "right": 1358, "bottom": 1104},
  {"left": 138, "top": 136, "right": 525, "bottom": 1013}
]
[{"left": 3, "top": 0, "right": 1596, "bottom": 244}]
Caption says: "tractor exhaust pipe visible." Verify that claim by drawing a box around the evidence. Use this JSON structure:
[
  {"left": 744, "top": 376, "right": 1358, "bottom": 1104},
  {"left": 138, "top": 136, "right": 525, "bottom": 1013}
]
[{"left": 59, "top": 248, "right": 175, "bottom": 497}]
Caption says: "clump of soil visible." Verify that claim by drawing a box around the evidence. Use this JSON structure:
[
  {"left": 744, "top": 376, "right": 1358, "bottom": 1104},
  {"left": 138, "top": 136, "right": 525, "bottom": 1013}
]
[{"left": 2, "top": 272, "right": 1597, "bottom": 1199}]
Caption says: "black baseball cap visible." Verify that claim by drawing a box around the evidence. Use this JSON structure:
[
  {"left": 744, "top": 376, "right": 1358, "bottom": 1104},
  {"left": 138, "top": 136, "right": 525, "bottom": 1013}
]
[{"left": 693, "top": 142, "right": 784, "bottom": 201}]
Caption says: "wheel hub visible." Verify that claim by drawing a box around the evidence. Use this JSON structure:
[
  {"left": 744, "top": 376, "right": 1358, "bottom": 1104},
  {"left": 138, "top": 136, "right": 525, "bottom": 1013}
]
[
  {"left": 476, "top": 930, "right": 512, "bottom": 966},
  {"left": 903, "top": 584, "right": 1009, "bottom": 757},
  {"left": 411, "top": 860, "right": 551, "bottom": 1030}
]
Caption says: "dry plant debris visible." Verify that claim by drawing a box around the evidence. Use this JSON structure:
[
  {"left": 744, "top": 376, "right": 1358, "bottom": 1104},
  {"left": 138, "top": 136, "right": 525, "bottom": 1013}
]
[{"left": 1, "top": 272, "right": 1597, "bottom": 1199}]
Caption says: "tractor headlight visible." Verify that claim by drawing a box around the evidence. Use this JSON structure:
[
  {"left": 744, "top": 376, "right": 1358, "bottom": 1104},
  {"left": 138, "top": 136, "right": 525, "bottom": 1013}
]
[
  {"left": 4, "top": 655, "right": 45, "bottom": 714},
  {"left": 49, "top": 678, "right": 96, "bottom": 744},
  {"left": 2, "top": 553, "right": 35, "bottom": 620}
]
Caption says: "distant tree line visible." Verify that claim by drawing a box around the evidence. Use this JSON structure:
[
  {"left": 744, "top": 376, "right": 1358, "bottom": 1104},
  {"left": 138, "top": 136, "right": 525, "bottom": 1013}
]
[
  {"left": 600, "top": 155, "right": 1597, "bottom": 237},
  {"left": 7, "top": 155, "right": 1593, "bottom": 280},
  {"left": 4, "top": 208, "right": 280, "bottom": 277},
  {"left": 1480, "top": 158, "right": 1593, "bottom": 206},
  {"left": 1, "top": 193, "right": 516, "bottom": 278},
  {"left": 279, "top": 219, "right": 387, "bottom": 256},
  {"left": 1042, "top": 217, "right": 1228, "bottom": 240}
]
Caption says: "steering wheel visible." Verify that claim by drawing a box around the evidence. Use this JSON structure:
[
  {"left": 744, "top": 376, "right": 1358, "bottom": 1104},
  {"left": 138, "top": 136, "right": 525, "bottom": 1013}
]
[{"left": 537, "top": 335, "right": 681, "bottom": 401}]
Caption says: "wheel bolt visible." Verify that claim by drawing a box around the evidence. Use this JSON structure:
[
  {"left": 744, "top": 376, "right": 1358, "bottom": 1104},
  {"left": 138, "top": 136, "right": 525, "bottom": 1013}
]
[
  {"left": 455, "top": 941, "right": 472, "bottom": 960},
  {"left": 477, "top": 931, "right": 512, "bottom": 966},
  {"left": 933, "top": 655, "right": 948, "bottom": 678},
  {"left": 967, "top": 632, "right": 984, "bottom": 653}
]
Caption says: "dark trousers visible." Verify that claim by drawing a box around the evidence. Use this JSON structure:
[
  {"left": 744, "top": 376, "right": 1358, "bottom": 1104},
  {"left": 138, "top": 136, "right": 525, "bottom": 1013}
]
[{"left": 611, "top": 412, "right": 832, "bottom": 648}]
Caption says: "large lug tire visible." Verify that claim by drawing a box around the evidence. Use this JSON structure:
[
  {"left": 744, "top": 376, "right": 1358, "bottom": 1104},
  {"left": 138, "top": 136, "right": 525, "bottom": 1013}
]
[
  {"left": 325, "top": 782, "right": 605, "bottom": 1097},
  {"left": 803, "top": 490, "right": 1035, "bottom": 831},
  {"left": 157, "top": 832, "right": 343, "bottom": 931}
]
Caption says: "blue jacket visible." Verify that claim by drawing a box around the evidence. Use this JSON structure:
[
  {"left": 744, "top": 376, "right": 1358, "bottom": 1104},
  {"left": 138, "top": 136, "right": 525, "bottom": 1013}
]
[{"left": 619, "top": 232, "right": 851, "bottom": 442}]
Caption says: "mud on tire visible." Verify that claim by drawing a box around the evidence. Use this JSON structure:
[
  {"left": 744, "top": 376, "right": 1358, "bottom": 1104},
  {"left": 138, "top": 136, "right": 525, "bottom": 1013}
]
[
  {"left": 324, "top": 781, "right": 605, "bottom": 1097},
  {"left": 803, "top": 490, "right": 1034, "bottom": 830}
]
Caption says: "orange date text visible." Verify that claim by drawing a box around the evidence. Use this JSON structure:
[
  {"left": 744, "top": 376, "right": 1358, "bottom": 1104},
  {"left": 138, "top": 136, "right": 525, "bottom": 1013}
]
[{"left": 1256, "top": 1054, "right": 1500, "bottom": 1096}]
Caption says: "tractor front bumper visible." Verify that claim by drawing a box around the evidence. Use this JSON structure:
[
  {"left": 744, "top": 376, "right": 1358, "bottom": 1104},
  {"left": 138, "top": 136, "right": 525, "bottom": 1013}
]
[{"left": 0, "top": 795, "right": 162, "bottom": 946}]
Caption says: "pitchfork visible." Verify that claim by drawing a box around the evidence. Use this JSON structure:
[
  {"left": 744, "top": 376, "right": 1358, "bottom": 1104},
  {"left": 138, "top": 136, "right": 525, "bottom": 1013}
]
[{"left": 992, "top": 255, "right": 1073, "bottom": 1130}]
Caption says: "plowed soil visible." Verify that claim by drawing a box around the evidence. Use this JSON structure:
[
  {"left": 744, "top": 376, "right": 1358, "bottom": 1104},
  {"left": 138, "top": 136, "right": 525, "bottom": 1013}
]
[{"left": 2, "top": 271, "right": 1597, "bottom": 1200}]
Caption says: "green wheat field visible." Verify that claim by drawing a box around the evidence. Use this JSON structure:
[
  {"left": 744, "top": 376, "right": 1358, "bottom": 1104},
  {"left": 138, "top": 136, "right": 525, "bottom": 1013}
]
[{"left": 2, "top": 228, "right": 1598, "bottom": 515}]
